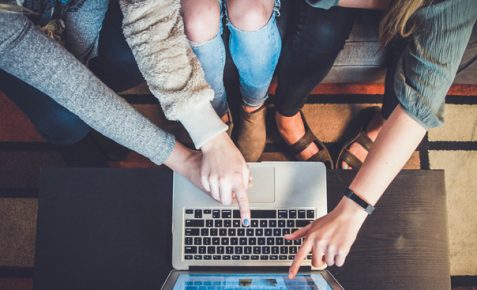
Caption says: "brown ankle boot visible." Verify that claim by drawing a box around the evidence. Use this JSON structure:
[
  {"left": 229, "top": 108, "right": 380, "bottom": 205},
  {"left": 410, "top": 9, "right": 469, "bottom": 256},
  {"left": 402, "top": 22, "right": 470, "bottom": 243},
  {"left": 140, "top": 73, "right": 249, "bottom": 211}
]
[{"left": 236, "top": 105, "right": 267, "bottom": 162}]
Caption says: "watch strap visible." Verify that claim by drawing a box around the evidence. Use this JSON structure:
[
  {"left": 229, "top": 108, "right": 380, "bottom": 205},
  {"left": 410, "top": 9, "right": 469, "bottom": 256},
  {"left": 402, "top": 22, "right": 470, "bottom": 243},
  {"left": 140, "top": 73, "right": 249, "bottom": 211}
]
[{"left": 344, "top": 188, "right": 375, "bottom": 215}]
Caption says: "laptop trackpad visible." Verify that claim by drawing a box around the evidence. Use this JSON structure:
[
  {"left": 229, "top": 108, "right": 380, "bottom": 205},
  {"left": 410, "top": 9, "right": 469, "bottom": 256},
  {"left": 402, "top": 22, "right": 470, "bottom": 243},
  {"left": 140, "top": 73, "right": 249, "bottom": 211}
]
[{"left": 248, "top": 167, "right": 275, "bottom": 203}]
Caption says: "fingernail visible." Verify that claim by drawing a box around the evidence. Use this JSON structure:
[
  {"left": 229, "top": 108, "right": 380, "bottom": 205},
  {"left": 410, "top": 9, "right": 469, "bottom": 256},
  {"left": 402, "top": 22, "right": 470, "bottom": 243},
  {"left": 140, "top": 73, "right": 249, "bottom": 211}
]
[{"left": 243, "top": 218, "right": 250, "bottom": 227}]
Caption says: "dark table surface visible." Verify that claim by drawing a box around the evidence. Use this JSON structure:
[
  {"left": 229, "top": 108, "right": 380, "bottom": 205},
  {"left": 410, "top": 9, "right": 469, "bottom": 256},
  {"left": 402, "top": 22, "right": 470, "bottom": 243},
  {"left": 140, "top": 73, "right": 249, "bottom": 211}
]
[{"left": 34, "top": 168, "right": 450, "bottom": 290}]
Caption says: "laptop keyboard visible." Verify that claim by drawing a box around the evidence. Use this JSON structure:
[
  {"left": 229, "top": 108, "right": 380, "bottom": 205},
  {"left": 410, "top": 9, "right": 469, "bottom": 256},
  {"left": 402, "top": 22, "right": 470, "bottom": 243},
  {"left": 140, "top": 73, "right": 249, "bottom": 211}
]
[{"left": 183, "top": 209, "right": 315, "bottom": 261}]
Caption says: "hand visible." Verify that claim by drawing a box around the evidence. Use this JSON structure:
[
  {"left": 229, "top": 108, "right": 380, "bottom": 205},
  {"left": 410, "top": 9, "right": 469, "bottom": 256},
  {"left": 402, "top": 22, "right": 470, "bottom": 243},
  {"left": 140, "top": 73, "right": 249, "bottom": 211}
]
[
  {"left": 286, "top": 197, "right": 368, "bottom": 278},
  {"left": 200, "top": 132, "right": 251, "bottom": 225}
]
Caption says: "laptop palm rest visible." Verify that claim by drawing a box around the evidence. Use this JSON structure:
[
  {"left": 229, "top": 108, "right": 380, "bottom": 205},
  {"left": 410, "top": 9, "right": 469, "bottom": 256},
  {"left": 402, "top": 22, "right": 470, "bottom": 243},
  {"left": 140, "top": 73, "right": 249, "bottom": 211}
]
[{"left": 248, "top": 167, "right": 275, "bottom": 203}]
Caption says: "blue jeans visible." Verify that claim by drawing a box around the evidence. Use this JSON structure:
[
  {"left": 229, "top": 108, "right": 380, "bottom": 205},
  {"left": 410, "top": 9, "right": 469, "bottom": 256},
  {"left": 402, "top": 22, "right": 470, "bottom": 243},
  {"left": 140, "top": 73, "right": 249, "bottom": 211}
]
[{"left": 190, "top": 0, "right": 282, "bottom": 117}]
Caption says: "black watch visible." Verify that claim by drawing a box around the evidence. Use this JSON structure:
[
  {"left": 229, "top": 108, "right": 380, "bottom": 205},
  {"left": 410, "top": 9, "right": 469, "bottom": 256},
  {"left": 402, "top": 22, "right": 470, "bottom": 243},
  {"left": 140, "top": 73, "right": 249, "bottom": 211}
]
[{"left": 344, "top": 188, "right": 375, "bottom": 215}]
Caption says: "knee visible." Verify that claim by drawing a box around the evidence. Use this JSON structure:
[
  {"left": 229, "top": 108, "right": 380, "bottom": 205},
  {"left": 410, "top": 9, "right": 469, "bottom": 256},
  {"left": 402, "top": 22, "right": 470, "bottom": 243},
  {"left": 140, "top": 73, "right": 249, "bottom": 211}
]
[
  {"left": 227, "top": 0, "right": 274, "bottom": 31},
  {"left": 182, "top": 0, "right": 221, "bottom": 43},
  {"left": 36, "top": 110, "right": 91, "bottom": 145}
]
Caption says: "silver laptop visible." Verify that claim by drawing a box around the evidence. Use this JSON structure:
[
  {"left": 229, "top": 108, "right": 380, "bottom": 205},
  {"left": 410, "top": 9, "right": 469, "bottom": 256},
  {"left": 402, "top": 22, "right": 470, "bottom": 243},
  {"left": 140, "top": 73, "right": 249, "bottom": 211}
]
[{"left": 165, "top": 161, "right": 343, "bottom": 289}]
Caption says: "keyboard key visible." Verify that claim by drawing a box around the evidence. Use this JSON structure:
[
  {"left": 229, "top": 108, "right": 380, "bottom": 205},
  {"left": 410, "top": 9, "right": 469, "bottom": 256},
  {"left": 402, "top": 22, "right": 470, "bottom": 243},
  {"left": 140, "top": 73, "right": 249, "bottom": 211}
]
[
  {"left": 296, "top": 220, "right": 313, "bottom": 227},
  {"left": 235, "top": 247, "right": 243, "bottom": 254},
  {"left": 231, "top": 238, "right": 238, "bottom": 245},
  {"left": 194, "top": 255, "right": 202, "bottom": 260},
  {"left": 260, "top": 255, "right": 269, "bottom": 260},
  {"left": 233, "top": 220, "right": 241, "bottom": 227},
  {"left": 204, "top": 209, "right": 211, "bottom": 214},
  {"left": 255, "top": 229, "right": 263, "bottom": 236},
  {"left": 289, "top": 210, "right": 297, "bottom": 218},
  {"left": 280, "top": 247, "right": 288, "bottom": 254},
  {"left": 276, "top": 238, "right": 284, "bottom": 245},
  {"left": 185, "top": 246, "right": 197, "bottom": 254},
  {"left": 269, "top": 220, "right": 277, "bottom": 227},
  {"left": 212, "top": 210, "right": 220, "bottom": 218},
  {"left": 285, "top": 239, "right": 293, "bottom": 245},
  {"left": 273, "top": 229, "right": 281, "bottom": 236},
  {"left": 246, "top": 229, "right": 254, "bottom": 236},
  {"left": 224, "top": 220, "right": 231, "bottom": 228},
  {"left": 287, "top": 220, "right": 294, "bottom": 228},
  {"left": 265, "top": 229, "right": 273, "bottom": 236},
  {"left": 278, "top": 210, "right": 288, "bottom": 219},
  {"left": 232, "top": 255, "right": 240, "bottom": 260},
  {"left": 252, "top": 210, "right": 276, "bottom": 219},
  {"left": 307, "top": 255, "right": 313, "bottom": 260},
  {"left": 260, "top": 220, "right": 267, "bottom": 228},
  {"left": 239, "top": 238, "right": 247, "bottom": 245},
  {"left": 215, "top": 220, "right": 223, "bottom": 228},
  {"left": 212, "top": 238, "right": 220, "bottom": 245},
  {"left": 185, "top": 229, "right": 199, "bottom": 236},
  {"left": 290, "top": 247, "right": 297, "bottom": 254},
  {"left": 201, "top": 229, "right": 209, "bottom": 236},
  {"left": 221, "top": 238, "right": 229, "bottom": 245},
  {"left": 185, "top": 209, "right": 193, "bottom": 214},
  {"left": 263, "top": 247, "right": 271, "bottom": 254},
  {"left": 272, "top": 246, "right": 279, "bottom": 254},
  {"left": 199, "top": 246, "right": 206, "bottom": 254},
  {"left": 210, "top": 229, "right": 218, "bottom": 236},
  {"left": 253, "top": 246, "right": 261, "bottom": 254},
  {"left": 307, "top": 210, "right": 315, "bottom": 219},
  {"left": 251, "top": 255, "right": 259, "bottom": 260},
  {"left": 237, "top": 229, "right": 245, "bottom": 236},
  {"left": 194, "top": 237, "right": 201, "bottom": 245},
  {"left": 219, "top": 229, "right": 227, "bottom": 236},
  {"left": 226, "top": 246, "right": 233, "bottom": 254},
  {"left": 288, "top": 255, "right": 295, "bottom": 260},
  {"left": 251, "top": 220, "right": 259, "bottom": 228},
  {"left": 294, "top": 239, "right": 302, "bottom": 245},
  {"left": 206, "top": 219, "right": 213, "bottom": 227},
  {"left": 267, "top": 238, "right": 275, "bottom": 245},
  {"left": 203, "top": 238, "right": 211, "bottom": 245},
  {"left": 244, "top": 246, "right": 252, "bottom": 254},
  {"left": 223, "top": 255, "right": 231, "bottom": 260},
  {"left": 298, "top": 210, "right": 306, "bottom": 219},
  {"left": 185, "top": 255, "right": 193, "bottom": 260},
  {"left": 233, "top": 210, "right": 240, "bottom": 218},
  {"left": 278, "top": 220, "right": 286, "bottom": 228},
  {"left": 217, "top": 246, "right": 224, "bottom": 254},
  {"left": 213, "top": 255, "right": 221, "bottom": 260},
  {"left": 248, "top": 238, "right": 257, "bottom": 245},
  {"left": 270, "top": 255, "right": 278, "bottom": 260},
  {"left": 228, "top": 229, "right": 236, "bottom": 236},
  {"left": 222, "top": 210, "right": 231, "bottom": 218},
  {"left": 279, "top": 255, "right": 287, "bottom": 260},
  {"left": 204, "top": 255, "right": 212, "bottom": 260},
  {"left": 258, "top": 238, "right": 266, "bottom": 245},
  {"left": 185, "top": 237, "right": 193, "bottom": 245},
  {"left": 207, "top": 246, "right": 215, "bottom": 254},
  {"left": 283, "top": 229, "right": 291, "bottom": 235},
  {"left": 194, "top": 210, "right": 202, "bottom": 219},
  {"left": 241, "top": 255, "right": 250, "bottom": 260}
]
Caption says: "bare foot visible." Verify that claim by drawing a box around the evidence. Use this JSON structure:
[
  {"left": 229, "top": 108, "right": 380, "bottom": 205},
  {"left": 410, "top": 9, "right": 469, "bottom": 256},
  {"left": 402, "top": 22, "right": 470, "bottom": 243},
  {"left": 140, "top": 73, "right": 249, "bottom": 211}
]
[
  {"left": 275, "top": 111, "right": 319, "bottom": 160},
  {"left": 341, "top": 110, "right": 385, "bottom": 169}
]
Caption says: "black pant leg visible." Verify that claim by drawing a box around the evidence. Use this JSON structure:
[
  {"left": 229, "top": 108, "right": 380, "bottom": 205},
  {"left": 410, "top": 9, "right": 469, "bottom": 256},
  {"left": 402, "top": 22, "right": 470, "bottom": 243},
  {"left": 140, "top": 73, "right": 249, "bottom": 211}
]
[{"left": 275, "top": 2, "right": 355, "bottom": 116}]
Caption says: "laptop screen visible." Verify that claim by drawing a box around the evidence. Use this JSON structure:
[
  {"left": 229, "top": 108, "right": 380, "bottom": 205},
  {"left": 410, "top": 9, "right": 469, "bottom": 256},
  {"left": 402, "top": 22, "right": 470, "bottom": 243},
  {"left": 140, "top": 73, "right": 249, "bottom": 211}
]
[{"left": 172, "top": 273, "right": 332, "bottom": 289}]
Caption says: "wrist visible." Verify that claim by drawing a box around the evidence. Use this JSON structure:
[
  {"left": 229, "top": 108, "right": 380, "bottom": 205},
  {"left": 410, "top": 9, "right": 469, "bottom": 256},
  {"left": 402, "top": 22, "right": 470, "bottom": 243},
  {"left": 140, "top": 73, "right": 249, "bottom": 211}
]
[
  {"left": 201, "top": 132, "right": 229, "bottom": 153},
  {"left": 163, "top": 142, "right": 195, "bottom": 175},
  {"left": 336, "top": 196, "right": 369, "bottom": 223}
]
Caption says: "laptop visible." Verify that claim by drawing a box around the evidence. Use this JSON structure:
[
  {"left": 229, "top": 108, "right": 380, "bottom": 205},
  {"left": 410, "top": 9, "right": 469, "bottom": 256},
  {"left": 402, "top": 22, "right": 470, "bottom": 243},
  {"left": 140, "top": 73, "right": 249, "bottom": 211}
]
[{"left": 163, "top": 161, "right": 343, "bottom": 289}]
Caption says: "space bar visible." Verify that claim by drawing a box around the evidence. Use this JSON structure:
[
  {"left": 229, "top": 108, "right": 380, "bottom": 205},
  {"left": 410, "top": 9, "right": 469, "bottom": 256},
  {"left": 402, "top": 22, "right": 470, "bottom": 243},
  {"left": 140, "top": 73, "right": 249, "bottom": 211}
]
[{"left": 251, "top": 210, "right": 276, "bottom": 218}]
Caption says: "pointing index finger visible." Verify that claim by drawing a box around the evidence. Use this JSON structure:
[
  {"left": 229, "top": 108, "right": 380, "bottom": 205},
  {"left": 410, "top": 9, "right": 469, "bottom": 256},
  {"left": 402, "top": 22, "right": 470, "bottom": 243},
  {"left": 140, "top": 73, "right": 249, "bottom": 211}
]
[{"left": 235, "top": 187, "right": 251, "bottom": 226}]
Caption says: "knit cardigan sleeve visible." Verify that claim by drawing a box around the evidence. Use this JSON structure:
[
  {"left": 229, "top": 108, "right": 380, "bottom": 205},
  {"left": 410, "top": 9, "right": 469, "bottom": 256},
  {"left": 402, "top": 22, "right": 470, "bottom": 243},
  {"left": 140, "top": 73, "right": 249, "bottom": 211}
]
[{"left": 119, "top": 0, "right": 227, "bottom": 149}]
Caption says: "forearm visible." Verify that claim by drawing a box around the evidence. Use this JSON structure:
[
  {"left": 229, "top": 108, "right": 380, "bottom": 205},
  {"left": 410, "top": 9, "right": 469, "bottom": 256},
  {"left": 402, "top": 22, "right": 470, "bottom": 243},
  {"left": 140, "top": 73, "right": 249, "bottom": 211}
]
[
  {"left": 0, "top": 13, "right": 176, "bottom": 165},
  {"left": 338, "top": 0, "right": 390, "bottom": 9},
  {"left": 348, "top": 105, "right": 427, "bottom": 206}
]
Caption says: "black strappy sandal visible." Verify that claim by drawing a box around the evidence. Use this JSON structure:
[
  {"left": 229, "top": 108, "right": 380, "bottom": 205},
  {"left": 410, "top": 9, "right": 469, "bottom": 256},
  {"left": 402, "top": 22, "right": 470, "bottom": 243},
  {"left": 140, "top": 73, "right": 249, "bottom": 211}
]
[
  {"left": 285, "top": 111, "right": 334, "bottom": 169},
  {"left": 336, "top": 106, "right": 381, "bottom": 170}
]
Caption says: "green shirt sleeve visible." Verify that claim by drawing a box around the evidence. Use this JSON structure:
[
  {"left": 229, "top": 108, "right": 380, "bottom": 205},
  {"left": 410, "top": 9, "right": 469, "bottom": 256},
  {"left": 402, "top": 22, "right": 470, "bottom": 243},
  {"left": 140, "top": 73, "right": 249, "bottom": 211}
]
[
  {"left": 305, "top": 0, "right": 339, "bottom": 10},
  {"left": 393, "top": 0, "right": 477, "bottom": 129}
]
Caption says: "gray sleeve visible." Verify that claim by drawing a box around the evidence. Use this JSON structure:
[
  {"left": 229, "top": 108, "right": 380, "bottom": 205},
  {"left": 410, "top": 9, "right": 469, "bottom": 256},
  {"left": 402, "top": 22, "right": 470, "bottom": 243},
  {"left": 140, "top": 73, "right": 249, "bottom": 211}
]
[
  {"left": 0, "top": 12, "right": 176, "bottom": 164},
  {"left": 393, "top": 0, "right": 477, "bottom": 129},
  {"left": 305, "top": 0, "right": 339, "bottom": 10},
  {"left": 64, "top": 0, "right": 109, "bottom": 63}
]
